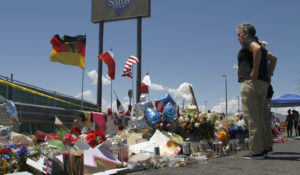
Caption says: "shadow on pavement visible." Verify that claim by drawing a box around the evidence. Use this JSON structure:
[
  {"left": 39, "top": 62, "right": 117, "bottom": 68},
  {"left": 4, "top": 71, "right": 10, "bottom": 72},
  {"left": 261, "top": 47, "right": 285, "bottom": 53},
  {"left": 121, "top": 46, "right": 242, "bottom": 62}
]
[
  {"left": 267, "top": 152, "right": 300, "bottom": 161},
  {"left": 266, "top": 156, "right": 300, "bottom": 161},
  {"left": 272, "top": 152, "right": 300, "bottom": 155}
]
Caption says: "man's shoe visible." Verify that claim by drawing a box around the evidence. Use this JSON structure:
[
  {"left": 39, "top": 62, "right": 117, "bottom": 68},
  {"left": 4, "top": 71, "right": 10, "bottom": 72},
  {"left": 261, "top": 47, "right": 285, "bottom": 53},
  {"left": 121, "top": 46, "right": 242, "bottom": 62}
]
[
  {"left": 267, "top": 147, "right": 273, "bottom": 154},
  {"left": 243, "top": 153, "right": 265, "bottom": 160}
]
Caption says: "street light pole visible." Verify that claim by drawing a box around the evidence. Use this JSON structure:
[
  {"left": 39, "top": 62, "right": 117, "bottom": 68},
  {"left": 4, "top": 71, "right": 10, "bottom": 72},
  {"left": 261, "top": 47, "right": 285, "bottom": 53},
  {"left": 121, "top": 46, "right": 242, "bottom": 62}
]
[
  {"left": 222, "top": 74, "right": 228, "bottom": 116},
  {"left": 236, "top": 96, "right": 240, "bottom": 113}
]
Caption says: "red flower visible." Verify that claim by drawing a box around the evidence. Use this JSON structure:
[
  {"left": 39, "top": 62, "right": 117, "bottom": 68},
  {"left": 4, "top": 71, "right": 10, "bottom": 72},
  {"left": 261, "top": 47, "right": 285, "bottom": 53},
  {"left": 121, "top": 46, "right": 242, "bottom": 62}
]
[
  {"left": 69, "top": 135, "right": 79, "bottom": 144},
  {"left": 64, "top": 132, "right": 79, "bottom": 144},
  {"left": 4, "top": 148, "right": 11, "bottom": 154},
  {"left": 85, "top": 129, "right": 107, "bottom": 148},
  {"left": 70, "top": 127, "right": 81, "bottom": 135},
  {"left": 86, "top": 133, "right": 97, "bottom": 142}
]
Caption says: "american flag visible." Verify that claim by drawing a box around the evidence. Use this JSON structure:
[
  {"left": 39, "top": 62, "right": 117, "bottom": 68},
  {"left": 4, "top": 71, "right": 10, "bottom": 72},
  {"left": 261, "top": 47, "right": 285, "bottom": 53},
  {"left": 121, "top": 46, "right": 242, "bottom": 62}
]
[{"left": 121, "top": 54, "right": 139, "bottom": 78}]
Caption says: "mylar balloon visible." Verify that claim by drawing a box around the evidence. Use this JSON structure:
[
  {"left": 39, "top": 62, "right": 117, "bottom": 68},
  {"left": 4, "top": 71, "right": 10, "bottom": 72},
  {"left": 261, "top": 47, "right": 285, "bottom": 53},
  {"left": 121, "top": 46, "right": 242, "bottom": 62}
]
[
  {"left": 154, "top": 93, "right": 176, "bottom": 112},
  {"left": 162, "top": 102, "right": 176, "bottom": 122},
  {"left": 134, "top": 101, "right": 154, "bottom": 117},
  {"left": 145, "top": 108, "right": 161, "bottom": 125}
]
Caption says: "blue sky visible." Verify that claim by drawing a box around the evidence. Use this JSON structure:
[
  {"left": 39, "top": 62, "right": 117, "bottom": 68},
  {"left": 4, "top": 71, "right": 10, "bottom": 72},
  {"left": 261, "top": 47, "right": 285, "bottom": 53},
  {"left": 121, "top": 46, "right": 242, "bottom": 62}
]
[{"left": 1, "top": 0, "right": 300, "bottom": 115}]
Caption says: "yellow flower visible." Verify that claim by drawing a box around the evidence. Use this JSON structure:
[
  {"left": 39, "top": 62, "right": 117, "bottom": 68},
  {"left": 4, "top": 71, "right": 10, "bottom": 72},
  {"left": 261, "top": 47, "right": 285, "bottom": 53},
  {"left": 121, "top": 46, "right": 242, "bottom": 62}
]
[
  {"left": 218, "top": 131, "right": 227, "bottom": 141},
  {"left": 117, "top": 131, "right": 123, "bottom": 136}
]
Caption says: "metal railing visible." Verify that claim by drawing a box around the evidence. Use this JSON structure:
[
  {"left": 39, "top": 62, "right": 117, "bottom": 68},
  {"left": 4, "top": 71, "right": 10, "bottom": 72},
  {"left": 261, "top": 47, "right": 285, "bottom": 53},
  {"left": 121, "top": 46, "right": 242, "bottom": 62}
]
[{"left": 0, "top": 74, "right": 98, "bottom": 111}]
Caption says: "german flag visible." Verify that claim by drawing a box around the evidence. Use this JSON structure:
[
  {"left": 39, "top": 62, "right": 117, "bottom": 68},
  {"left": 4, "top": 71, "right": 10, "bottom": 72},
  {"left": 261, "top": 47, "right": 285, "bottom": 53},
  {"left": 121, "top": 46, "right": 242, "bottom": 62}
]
[{"left": 50, "top": 34, "right": 86, "bottom": 69}]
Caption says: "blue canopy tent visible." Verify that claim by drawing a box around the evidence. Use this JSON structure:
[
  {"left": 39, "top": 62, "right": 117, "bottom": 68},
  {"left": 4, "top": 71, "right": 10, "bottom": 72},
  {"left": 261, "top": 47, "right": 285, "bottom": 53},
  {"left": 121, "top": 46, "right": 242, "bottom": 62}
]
[{"left": 270, "top": 94, "right": 300, "bottom": 107}]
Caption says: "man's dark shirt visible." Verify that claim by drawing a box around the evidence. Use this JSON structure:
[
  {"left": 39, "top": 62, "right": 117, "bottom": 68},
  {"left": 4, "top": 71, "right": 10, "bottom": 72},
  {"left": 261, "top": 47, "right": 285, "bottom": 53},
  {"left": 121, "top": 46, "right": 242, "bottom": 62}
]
[{"left": 238, "top": 37, "right": 268, "bottom": 83}]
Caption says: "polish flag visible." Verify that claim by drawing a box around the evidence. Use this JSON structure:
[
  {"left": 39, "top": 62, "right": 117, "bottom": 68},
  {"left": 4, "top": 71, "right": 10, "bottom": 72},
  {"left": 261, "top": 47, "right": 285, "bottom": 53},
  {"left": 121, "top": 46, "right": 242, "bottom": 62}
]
[{"left": 140, "top": 74, "right": 151, "bottom": 94}]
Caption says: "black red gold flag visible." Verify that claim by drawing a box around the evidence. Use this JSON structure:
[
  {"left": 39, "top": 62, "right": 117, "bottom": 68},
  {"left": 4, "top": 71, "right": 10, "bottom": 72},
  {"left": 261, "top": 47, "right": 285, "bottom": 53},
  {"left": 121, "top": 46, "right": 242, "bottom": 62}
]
[{"left": 50, "top": 34, "right": 86, "bottom": 69}]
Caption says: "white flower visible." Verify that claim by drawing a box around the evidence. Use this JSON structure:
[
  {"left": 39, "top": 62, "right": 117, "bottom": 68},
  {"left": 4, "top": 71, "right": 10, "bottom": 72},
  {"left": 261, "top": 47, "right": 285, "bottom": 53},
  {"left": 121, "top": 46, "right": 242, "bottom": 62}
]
[
  {"left": 190, "top": 118, "right": 195, "bottom": 123},
  {"left": 178, "top": 117, "right": 184, "bottom": 123},
  {"left": 194, "top": 122, "right": 200, "bottom": 128}
]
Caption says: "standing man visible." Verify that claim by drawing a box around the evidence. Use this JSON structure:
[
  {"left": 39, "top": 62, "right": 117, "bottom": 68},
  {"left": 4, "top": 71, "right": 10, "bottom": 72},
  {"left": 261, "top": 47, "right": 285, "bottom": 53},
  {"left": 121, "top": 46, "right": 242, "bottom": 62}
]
[
  {"left": 236, "top": 22, "right": 269, "bottom": 159},
  {"left": 262, "top": 41, "right": 277, "bottom": 154}
]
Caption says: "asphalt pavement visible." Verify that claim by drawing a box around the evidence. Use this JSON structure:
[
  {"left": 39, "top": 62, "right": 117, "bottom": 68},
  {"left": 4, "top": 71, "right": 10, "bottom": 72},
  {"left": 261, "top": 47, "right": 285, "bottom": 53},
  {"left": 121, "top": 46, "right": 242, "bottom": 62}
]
[{"left": 128, "top": 137, "right": 300, "bottom": 175}]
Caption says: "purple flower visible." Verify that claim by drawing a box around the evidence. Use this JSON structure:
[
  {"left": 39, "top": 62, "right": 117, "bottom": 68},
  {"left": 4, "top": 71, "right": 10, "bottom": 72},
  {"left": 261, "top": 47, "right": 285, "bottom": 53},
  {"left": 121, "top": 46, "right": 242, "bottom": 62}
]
[
  {"left": 6, "top": 144, "right": 18, "bottom": 150},
  {"left": 16, "top": 146, "right": 28, "bottom": 156}
]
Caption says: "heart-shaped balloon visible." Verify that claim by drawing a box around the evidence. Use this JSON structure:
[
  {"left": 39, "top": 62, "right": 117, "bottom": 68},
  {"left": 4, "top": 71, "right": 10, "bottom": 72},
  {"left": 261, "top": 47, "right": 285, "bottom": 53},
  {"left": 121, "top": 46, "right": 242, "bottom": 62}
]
[
  {"left": 145, "top": 108, "right": 161, "bottom": 125},
  {"left": 162, "top": 102, "right": 176, "bottom": 122}
]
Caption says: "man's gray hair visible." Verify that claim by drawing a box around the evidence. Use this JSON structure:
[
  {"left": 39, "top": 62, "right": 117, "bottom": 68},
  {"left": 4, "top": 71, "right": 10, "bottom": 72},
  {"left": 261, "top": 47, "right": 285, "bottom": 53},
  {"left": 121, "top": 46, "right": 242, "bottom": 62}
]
[{"left": 236, "top": 22, "right": 256, "bottom": 37}]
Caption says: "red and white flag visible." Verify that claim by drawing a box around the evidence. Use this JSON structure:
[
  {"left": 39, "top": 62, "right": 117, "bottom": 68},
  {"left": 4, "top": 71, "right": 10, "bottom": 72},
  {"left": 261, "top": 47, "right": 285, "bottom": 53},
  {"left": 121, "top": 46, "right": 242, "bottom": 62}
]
[
  {"left": 140, "top": 73, "right": 151, "bottom": 94},
  {"left": 98, "top": 50, "right": 115, "bottom": 80},
  {"left": 121, "top": 54, "right": 139, "bottom": 78}
]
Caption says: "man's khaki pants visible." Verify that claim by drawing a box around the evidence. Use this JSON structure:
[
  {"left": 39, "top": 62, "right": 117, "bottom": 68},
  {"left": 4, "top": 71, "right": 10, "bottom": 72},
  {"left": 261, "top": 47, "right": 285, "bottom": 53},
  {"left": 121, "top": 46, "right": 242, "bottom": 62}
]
[
  {"left": 241, "top": 79, "right": 268, "bottom": 155},
  {"left": 263, "top": 98, "right": 273, "bottom": 149}
]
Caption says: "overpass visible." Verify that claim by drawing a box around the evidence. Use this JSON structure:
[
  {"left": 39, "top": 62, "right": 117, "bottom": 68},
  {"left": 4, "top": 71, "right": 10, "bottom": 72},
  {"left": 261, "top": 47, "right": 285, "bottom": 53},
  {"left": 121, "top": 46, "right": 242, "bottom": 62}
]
[{"left": 0, "top": 74, "right": 100, "bottom": 134}]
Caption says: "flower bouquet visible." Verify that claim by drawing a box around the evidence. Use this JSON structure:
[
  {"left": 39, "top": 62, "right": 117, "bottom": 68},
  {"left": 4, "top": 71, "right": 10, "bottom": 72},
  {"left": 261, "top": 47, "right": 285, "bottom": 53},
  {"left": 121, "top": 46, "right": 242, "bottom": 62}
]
[
  {"left": 85, "top": 129, "right": 107, "bottom": 148},
  {"left": 176, "top": 112, "right": 215, "bottom": 141}
]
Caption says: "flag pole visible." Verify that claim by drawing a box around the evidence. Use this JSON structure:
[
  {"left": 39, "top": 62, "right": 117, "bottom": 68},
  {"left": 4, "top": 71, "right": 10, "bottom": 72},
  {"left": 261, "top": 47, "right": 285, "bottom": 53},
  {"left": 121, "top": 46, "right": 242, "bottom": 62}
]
[
  {"left": 81, "top": 68, "right": 85, "bottom": 110},
  {"left": 132, "top": 64, "right": 135, "bottom": 105},
  {"left": 147, "top": 72, "right": 150, "bottom": 101},
  {"left": 113, "top": 89, "right": 118, "bottom": 99},
  {"left": 111, "top": 78, "right": 113, "bottom": 112}
]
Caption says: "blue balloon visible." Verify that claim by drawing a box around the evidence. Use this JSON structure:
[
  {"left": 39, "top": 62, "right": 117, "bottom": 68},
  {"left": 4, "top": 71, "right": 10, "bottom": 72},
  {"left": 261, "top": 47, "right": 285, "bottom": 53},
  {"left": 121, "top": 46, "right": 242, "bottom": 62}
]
[
  {"left": 145, "top": 108, "right": 162, "bottom": 125},
  {"left": 162, "top": 102, "right": 176, "bottom": 122},
  {"left": 155, "top": 93, "right": 176, "bottom": 105}
]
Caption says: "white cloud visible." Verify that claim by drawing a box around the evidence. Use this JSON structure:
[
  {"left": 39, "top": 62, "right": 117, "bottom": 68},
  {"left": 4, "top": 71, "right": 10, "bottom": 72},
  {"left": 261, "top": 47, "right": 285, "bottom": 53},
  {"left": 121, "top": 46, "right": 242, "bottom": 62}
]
[
  {"left": 167, "top": 88, "right": 177, "bottom": 94},
  {"left": 87, "top": 70, "right": 111, "bottom": 85},
  {"left": 140, "top": 82, "right": 194, "bottom": 103},
  {"left": 75, "top": 90, "right": 95, "bottom": 103},
  {"left": 167, "top": 82, "right": 193, "bottom": 102},
  {"left": 211, "top": 98, "right": 240, "bottom": 115},
  {"left": 149, "top": 83, "right": 165, "bottom": 91},
  {"left": 88, "top": 70, "right": 98, "bottom": 85}
]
